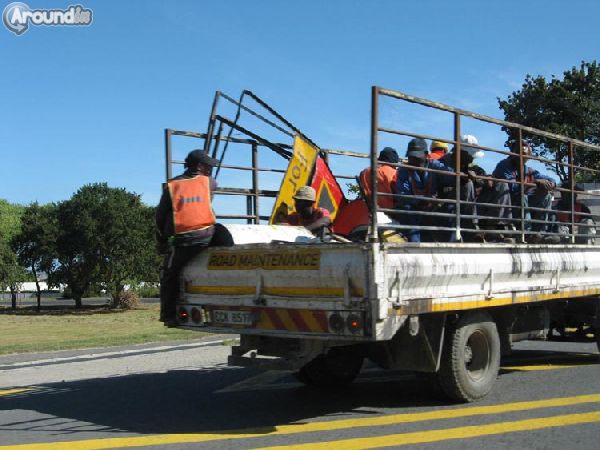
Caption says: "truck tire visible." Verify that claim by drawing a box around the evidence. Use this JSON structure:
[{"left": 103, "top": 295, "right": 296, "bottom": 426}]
[
  {"left": 295, "top": 348, "right": 363, "bottom": 388},
  {"left": 437, "top": 311, "right": 500, "bottom": 402}
]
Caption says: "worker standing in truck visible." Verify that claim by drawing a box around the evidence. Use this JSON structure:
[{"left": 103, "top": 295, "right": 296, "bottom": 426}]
[
  {"left": 156, "top": 149, "right": 219, "bottom": 326},
  {"left": 279, "top": 186, "right": 331, "bottom": 236}
]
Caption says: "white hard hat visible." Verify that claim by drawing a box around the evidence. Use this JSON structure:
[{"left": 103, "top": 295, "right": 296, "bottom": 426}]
[{"left": 461, "top": 134, "right": 484, "bottom": 159}]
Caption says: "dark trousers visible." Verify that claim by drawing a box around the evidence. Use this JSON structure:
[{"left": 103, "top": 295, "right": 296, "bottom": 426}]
[
  {"left": 160, "top": 243, "right": 209, "bottom": 320},
  {"left": 159, "top": 224, "right": 234, "bottom": 321}
]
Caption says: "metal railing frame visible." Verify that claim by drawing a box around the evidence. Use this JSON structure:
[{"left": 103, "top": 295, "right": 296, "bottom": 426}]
[{"left": 369, "top": 86, "right": 600, "bottom": 244}]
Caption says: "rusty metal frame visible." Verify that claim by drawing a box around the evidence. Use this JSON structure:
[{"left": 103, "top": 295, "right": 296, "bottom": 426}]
[{"left": 370, "top": 86, "right": 600, "bottom": 244}]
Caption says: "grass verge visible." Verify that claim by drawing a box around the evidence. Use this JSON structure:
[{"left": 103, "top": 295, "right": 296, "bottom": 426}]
[{"left": 0, "top": 304, "right": 207, "bottom": 355}]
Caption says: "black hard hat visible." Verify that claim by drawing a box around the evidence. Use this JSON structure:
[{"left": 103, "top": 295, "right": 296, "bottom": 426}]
[{"left": 185, "top": 150, "right": 219, "bottom": 167}]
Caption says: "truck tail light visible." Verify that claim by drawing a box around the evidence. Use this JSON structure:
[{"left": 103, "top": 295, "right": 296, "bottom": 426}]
[
  {"left": 347, "top": 314, "right": 363, "bottom": 333},
  {"left": 178, "top": 307, "right": 189, "bottom": 323}
]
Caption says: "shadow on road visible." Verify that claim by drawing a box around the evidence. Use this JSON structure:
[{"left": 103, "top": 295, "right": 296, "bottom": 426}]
[
  {"left": 0, "top": 366, "right": 448, "bottom": 436},
  {"left": 2, "top": 348, "right": 598, "bottom": 437}
]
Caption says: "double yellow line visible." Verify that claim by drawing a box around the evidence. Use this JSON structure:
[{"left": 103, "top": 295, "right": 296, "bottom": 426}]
[
  {"left": 0, "top": 388, "right": 32, "bottom": 397},
  {"left": 1, "top": 393, "right": 599, "bottom": 449}
]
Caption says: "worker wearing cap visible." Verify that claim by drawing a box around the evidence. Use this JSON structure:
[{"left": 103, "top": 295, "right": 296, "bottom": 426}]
[
  {"left": 281, "top": 186, "right": 331, "bottom": 235},
  {"left": 156, "top": 149, "right": 219, "bottom": 325},
  {"left": 436, "top": 139, "right": 482, "bottom": 240},
  {"left": 395, "top": 138, "right": 447, "bottom": 242},
  {"left": 358, "top": 147, "right": 399, "bottom": 211},
  {"left": 491, "top": 142, "right": 556, "bottom": 242},
  {"left": 428, "top": 140, "right": 449, "bottom": 161}
]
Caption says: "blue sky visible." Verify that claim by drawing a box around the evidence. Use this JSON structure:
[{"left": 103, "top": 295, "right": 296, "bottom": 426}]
[{"left": 1, "top": 0, "right": 599, "bottom": 215}]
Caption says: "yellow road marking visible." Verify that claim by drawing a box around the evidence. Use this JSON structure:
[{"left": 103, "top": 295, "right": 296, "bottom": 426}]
[
  {"left": 1, "top": 394, "right": 600, "bottom": 449},
  {"left": 502, "top": 353, "right": 599, "bottom": 371},
  {"left": 256, "top": 411, "right": 600, "bottom": 450},
  {"left": 0, "top": 388, "right": 33, "bottom": 397},
  {"left": 503, "top": 363, "right": 587, "bottom": 371}
]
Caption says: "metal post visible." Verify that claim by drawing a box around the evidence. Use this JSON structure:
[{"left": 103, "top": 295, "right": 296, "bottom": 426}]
[
  {"left": 165, "top": 128, "right": 172, "bottom": 182},
  {"left": 517, "top": 129, "right": 526, "bottom": 243},
  {"left": 453, "top": 112, "right": 461, "bottom": 242},
  {"left": 252, "top": 142, "right": 260, "bottom": 224},
  {"left": 203, "top": 91, "right": 221, "bottom": 155},
  {"left": 369, "top": 86, "right": 379, "bottom": 243},
  {"left": 246, "top": 196, "right": 253, "bottom": 224},
  {"left": 568, "top": 141, "right": 575, "bottom": 244}
]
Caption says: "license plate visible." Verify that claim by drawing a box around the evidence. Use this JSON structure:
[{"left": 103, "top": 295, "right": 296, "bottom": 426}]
[{"left": 212, "top": 309, "right": 254, "bottom": 326}]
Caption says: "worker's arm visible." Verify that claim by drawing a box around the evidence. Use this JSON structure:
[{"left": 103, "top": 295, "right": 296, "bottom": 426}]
[
  {"left": 155, "top": 185, "right": 171, "bottom": 253},
  {"left": 304, "top": 215, "right": 332, "bottom": 233}
]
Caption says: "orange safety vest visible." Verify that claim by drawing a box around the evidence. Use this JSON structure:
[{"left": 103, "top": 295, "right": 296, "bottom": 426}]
[
  {"left": 556, "top": 203, "right": 584, "bottom": 224},
  {"left": 359, "top": 165, "right": 397, "bottom": 209},
  {"left": 167, "top": 176, "right": 216, "bottom": 234},
  {"left": 427, "top": 149, "right": 445, "bottom": 161}
]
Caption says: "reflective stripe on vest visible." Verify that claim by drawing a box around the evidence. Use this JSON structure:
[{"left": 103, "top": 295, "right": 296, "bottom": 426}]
[
  {"left": 167, "top": 176, "right": 216, "bottom": 234},
  {"left": 556, "top": 203, "right": 584, "bottom": 223}
]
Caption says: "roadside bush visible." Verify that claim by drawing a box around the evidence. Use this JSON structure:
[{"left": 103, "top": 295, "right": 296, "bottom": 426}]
[
  {"left": 135, "top": 284, "right": 160, "bottom": 298},
  {"left": 115, "top": 290, "right": 141, "bottom": 309}
]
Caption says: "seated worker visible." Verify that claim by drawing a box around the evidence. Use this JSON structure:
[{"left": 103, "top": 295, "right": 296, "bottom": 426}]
[
  {"left": 358, "top": 147, "right": 399, "bottom": 212},
  {"left": 281, "top": 186, "right": 331, "bottom": 235},
  {"left": 156, "top": 149, "right": 219, "bottom": 325},
  {"left": 427, "top": 140, "right": 449, "bottom": 161},
  {"left": 553, "top": 183, "right": 594, "bottom": 243},
  {"left": 395, "top": 138, "right": 446, "bottom": 242},
  {"left": 436, "top": 135, "right": 483, "bottom": 241},
  {"left": 491, "top": 142, "right": 556, "bottom": 243}
]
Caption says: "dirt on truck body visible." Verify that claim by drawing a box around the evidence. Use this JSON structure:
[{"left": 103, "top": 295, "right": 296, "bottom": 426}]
[{"left": 165, "top": 87, "right": 600, "bottom": 402}]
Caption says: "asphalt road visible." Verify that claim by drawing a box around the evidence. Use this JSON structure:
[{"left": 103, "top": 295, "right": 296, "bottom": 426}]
[{"left": 0, "top": 338, "right": 598, "bottom": 449}]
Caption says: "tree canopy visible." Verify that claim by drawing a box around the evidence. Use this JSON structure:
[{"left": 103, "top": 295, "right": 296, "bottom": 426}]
[
  {"left": 0, "top": 199, "right": 25, "bottom": 307},
  {"left": 50, "top": 183, "right": 160, "bottom": 307},
  {"left": 498, "top": 60, "right": 600, "bottom": 183},
  {"left": 12, "top": 202, "right": 59, "bottom": 308}
]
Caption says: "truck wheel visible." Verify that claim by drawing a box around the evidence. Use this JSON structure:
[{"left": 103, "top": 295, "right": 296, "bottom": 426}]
[
  {"left": 437, "top": 311, "right": 500, "bottom": 402},
  {"left": 295, "top": 348, "right": 363, "bottom": 388}
]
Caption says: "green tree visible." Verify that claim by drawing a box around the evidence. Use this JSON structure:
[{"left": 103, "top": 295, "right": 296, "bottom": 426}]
[
  {"left": 498, "top": 61, "right": 600, "bottom": 183},
  {"left": 12, "top": 203, "right": 58, "bottom": 310},
  {"left": 51, "top": 183, "right": 160, "bottom": 308},
  {"left": 0, "top": 199, "right": 25, "bottom": 309},
  {"left": 0, "top": 240, "right": 25, "bottom": 309},
  {"left": 0, "top": 199, "right": 24, "bottom": 241}
]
